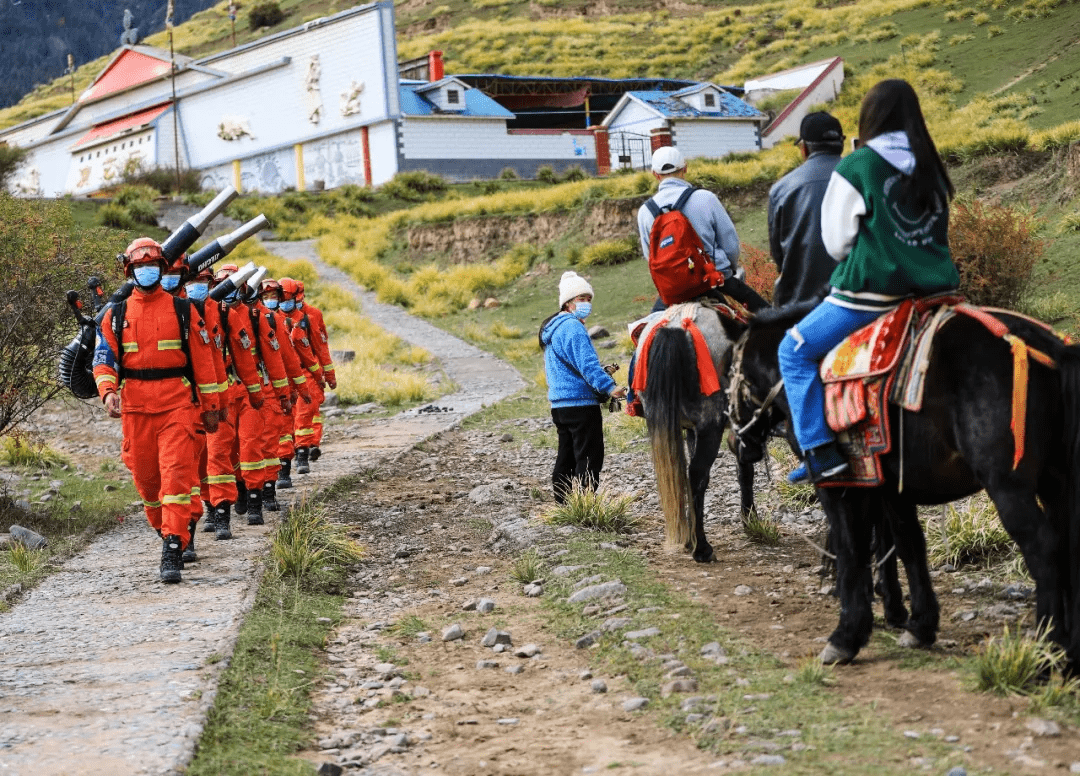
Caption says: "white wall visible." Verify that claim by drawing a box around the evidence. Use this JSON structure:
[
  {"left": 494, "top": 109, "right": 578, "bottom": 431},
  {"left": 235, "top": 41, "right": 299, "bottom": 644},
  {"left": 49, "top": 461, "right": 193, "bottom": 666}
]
[
  {"left": 68, "top": 128, "right": 158, "bottom": 194},
  {"left": 303, "top": 128, "right": 366, "bottom": 189},
  {"left": 70, "top": 68, "right": 214, "bottom": 130},
  {"left": 760, "top": 62, "right": 844, "bottom": 149},
  {"left": 368, "top": 119, "right": 397, "bottom": 186},
  {"left": 606, "top": 99, "right": 663, "bottom": 171},
  {"left": 401, "top": 118, "right": 593, "bottom": 161},
  {"left": 673, "top": 120, "right": 761, "bottom": 160}
]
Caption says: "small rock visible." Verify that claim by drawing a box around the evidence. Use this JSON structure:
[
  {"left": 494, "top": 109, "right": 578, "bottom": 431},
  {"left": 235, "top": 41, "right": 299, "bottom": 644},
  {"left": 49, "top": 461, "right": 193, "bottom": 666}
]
[
  {"left": 461, "top": 600, "right": 478, "bottom": 611},
  {"left": 552, "top": 565, "right": 584, "bottom": 577},
  {"left": 602, "top": 617, "right": 632, "bottom": 632},
  {"left": 496, "top": 718, "right": 519, "bottom": 725},
  {"left": 450, "top": 577, "right": 468, "bottom": 587},
  {"left": 579, "top": 670, "right": 593, "bottom": 680},
  {"left": 476, "top": 660, "right": 498, "bottom": 670},
  {"left": 624, "top": 627, "right": 660, "bottom": 641},
  {"left": 701, "top": 642, "right": 726, "bottom": 657},
  {"left": 475, "top": 566, "right": 493, "bottom": 574},
  {"left": 505, "top": 665, "right": 524, "bottom": 675},
  {"left": 523, "top": 583, "right": 544, "bottom": 597},
  {"left": 1025, "top": 718, "right": 1061, "bottom": 737},
  {"left": 481, "top": 628, "right": 513, "bottom": 648},
  {"left": 514, "top": 644, "right": 541, "bottom": 658},
  {"left": 416, "top": 632, "right": 432, "bottom": 644},
  {"left": 318, "top": 764, "right": 344, "bottom": 776},
  {"left": 476, "top": 598, "right": 496, "bottom": 613},
  {"left": 591, "top": 679, "right": 608, "bottom": 693},
  {"left": 1069, "top": 763, "right": 1080, "bottom": 774},
  {"left": 751, "top": 755, "right": 786, "bottom": 766},
  {"left": 413, "top": 686, "right": 431, "bottom": 698},
  {"left": 944, "top": 736, "right": 960, "bottom": 744},
  {"left": 622, "top": 697, "right": 649, "bottom": 712},
  {"left": 734, "top": 585, "right": 753, "bottom": 596},
  {"left": 946, "top": 768, "right": 967, "bottom": 776},
  {"left": 499, "top": 433, "right": 514, "bottom": 442},
  {"left": 442, "top": 624, "right": 464, "bottom": 642},
  {"left": 103, "top": 484, "right": 117, "bottom": 492},
  {"left": 567, "top": 580, "right": 626, "bottom": 604},
  {"left": 661, "top": 679, "right": 698, "bottom": 697},
  {"left": 903, "top": 730, "right": 920, "bottom": 739},
  {"left": 575, "top": 631, "right": 601, "bottom": 649}
]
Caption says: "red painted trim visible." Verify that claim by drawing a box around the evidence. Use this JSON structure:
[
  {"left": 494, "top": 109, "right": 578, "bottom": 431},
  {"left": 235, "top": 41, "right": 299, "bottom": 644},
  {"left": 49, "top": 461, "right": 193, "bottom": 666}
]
[
  {"left": 762, "top": 57, "right": 843, "bottom": 138},
  {"left": 361, "top": 126, "right": 372, "bottom": 186},
  {"left": 593, "top": 127, "right": 610, "bottom": 176}
]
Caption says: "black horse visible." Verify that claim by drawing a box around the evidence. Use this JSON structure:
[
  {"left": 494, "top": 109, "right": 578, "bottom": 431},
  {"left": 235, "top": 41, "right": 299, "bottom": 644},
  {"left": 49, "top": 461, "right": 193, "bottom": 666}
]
[
  {"left": 719, "top": 302, "right": 1080, "bottom": 665},
  {"left": 636, "top": 303, "right": 758, "bottom": 563}
]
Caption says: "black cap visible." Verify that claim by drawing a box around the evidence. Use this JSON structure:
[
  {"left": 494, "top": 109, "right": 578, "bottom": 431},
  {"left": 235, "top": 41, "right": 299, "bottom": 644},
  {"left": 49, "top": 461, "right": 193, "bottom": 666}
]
[{"left": 798, "top": 111, "right": 844, "bottom": 144}]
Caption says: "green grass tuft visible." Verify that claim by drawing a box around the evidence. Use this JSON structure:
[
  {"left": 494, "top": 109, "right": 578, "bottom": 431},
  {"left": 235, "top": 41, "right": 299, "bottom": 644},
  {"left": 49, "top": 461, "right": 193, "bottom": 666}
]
[
  {"left": 973, "top": 622, "right": 1069, "bottom": 697},
  {"left": 542, "top": 482, "right": 638, "bottom": 533},
  {"left": 269, "top": 498, "right": 365, "bottom": 589},
  {"left": 741, "top": 509, "right": 782, "bottom": 546},
  {"left": 925, "top": 496, "right": 1014, "bottom": 568},
  {"left": 510, "top": 548, "right": 544, "bottom": 584}
]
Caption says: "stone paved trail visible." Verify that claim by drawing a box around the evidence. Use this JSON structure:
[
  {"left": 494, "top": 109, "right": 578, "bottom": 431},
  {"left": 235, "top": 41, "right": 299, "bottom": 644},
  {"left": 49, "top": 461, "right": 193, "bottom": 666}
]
[{"left": 0, "top": 241, "right": 523, "bottom": 776}]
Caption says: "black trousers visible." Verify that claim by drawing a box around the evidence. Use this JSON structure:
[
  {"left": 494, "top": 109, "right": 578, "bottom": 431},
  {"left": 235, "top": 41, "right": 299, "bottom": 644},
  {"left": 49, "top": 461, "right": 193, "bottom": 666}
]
[{"left": 551, "top": 404, "right": 605, "bottom": 503}]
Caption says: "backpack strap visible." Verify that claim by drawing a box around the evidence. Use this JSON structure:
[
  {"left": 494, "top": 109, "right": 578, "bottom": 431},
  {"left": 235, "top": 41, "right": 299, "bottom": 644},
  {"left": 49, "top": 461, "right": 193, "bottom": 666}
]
[
  {"left": 172, "top": 296, "right": 198, "bottom": 403},
  {"left": 112, "top": 300, "right": 127, "bottom": 382},
  {"left": 671, "top": 186, "right": 698, "bottom": 213},
  {"left": 644, "top": 198, "right": 662, "bottom": 218}
]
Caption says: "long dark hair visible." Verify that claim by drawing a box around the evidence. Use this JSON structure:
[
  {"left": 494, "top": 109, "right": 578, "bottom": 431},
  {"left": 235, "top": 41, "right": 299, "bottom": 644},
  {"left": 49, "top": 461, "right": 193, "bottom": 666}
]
[{"left": 857, "top": 79, "right": 954, "bottom": 212}]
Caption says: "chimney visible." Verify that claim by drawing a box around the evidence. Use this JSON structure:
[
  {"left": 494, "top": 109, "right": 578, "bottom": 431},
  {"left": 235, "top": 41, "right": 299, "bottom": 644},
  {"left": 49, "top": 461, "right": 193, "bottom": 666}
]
[{"left": 428, "top": 50, "right": 444, "bottom": 82}]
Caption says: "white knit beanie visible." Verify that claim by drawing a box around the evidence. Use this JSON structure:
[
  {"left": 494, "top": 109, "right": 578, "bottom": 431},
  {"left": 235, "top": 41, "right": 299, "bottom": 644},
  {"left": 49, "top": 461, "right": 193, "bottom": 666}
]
[{"left": 558, "top": 271, "right": 594, "bottom": 308}]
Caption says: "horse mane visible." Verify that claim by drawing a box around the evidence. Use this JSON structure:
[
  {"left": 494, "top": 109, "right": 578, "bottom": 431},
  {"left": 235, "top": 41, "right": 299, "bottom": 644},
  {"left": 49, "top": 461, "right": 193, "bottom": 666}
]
[{"left": 749, "top": 299, "right": 820, "bottom": 330}]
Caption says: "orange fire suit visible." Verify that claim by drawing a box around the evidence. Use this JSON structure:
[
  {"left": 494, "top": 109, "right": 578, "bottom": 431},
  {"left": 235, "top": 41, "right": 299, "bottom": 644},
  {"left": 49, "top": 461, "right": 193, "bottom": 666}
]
[
  {"left": 189, "top": 297, "right": 228, "bottom": 523},
  {"left": 301, "top": 303, "right": 335, "bottom": 446},
  {"left": 260, "top": 303, "right": 311, "bottom": 471},
  {"left": 286, "top": 308, "right": 326, "bottom": 450},
  {"left": 203, "top": 300, "right": 263, "bottom": 506},
  {"left": 238, "top": 301, "right": 291, "bottom": 490},
  {"left": 283, "top": 311, "right": 324, "bottom": 451},
  {"left": 93, "top": 287, "right": 221, "bottom": 544}
]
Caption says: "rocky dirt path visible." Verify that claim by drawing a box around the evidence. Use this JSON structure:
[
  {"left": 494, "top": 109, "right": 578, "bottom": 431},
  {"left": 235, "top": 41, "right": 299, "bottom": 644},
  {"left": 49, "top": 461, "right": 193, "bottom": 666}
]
[{"left": 0, "top": 241, "right": 523, "bottom": 776}]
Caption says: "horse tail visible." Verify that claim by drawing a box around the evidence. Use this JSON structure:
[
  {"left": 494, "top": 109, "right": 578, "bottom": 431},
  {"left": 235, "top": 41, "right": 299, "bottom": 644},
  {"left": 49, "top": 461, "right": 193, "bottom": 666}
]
[{"left": 643, "top": 326, "right": 698, "bottom": 551}]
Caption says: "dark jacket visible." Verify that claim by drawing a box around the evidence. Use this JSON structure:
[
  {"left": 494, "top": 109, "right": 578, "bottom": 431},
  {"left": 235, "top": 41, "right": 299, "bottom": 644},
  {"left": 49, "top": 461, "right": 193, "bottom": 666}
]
[{"left": 767, "top": 151, "right": 842, "bottom": 307}]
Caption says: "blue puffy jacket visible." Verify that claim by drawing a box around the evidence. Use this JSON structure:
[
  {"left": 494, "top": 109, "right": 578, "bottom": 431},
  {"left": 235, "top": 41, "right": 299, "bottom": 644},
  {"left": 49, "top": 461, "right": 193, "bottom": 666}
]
[{"left": 540, "top": 313, "right": 616, "bottom": 409}]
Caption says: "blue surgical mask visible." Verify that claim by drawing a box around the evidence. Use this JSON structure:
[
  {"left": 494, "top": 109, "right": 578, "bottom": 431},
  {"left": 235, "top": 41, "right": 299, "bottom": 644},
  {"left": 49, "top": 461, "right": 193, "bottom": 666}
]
[
  {"left": 280, "top": 300, "right": 296, "bottom": 312},
  {"left": 263, "top": 298, "right": 279, "bottom": 310},
  {"left": 160, "top": 273, "right": 182, "bottom": 292},
  {"left": 132, "top": 264, "right": 162, "bottom": 288},
  {"left": 185, "top": 282, "right": 209, "bottom": 301},
  {"left": 571, "top": 302, "right": 592, "bottom": 320},
  {"left": 297, "top": 301, "right": 304, "bottom": 309}
]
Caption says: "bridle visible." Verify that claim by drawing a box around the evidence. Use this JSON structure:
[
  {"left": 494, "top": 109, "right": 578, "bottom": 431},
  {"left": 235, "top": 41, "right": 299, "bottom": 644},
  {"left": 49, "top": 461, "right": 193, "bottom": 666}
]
[{"left": 725, "top": 329, "right": 784, "bottom": 443}]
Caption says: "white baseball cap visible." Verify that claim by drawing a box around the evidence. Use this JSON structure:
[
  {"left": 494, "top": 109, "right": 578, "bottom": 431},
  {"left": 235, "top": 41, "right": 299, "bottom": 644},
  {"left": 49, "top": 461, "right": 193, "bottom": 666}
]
[{"left": 651, "top": 146, "right": 686, "bottom": 174}]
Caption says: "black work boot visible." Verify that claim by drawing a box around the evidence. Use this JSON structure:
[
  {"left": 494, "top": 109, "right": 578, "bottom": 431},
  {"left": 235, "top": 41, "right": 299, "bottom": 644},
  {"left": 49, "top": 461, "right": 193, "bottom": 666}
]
[
  {"left": 161, "top": 535, "right": 184, "bottom": 583},
  {"left": 202, "top": 500, "right": 217, "bottom": 532},
  {"left": 214, "top": 503, "right": 233, "bottom": 540},
  {"left": 309, "top": 445, "right": 321, "bottom": 462},
  {"left": 247, "top": 486, "right": 264, "bottom": 526},
  {"left": 182, "top": 519, "right": 198, "bottom": 563},
  {"left": 262, "top": 481, "right": 280, "bottom": 513},
  {"left": 276, "top": 458, "right": 293, "bottom": 489},
  {"left": 235, "top": 480, "right": 248, "bottom": 516},
  {"left": 295, "top": 446, "right": 310, "bottom": 474}
]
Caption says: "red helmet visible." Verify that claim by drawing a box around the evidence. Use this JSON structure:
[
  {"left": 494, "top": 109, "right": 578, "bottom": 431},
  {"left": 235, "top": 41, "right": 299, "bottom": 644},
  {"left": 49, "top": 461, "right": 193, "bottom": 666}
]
[
  {"left": 123, "top": 237, "right": 164, "bottom": 267},
  {"left": 212, "top": 263, "right": 238, "bottom": 284},
  {"left": 296, "top": 280, "right": 306, "bottom": 300},
  {"left": 259, "top": 278, "right": 282, "bottom": 298},
  {"left": 279, "top": 277, "right": 300, "bottom": 300}
]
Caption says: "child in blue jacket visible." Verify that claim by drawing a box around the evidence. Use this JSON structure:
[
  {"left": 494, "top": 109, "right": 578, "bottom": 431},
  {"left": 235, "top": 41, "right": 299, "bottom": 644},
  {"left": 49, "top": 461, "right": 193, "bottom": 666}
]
[{"left": 539, "top": 271, "right": 626, "bottom": 503}]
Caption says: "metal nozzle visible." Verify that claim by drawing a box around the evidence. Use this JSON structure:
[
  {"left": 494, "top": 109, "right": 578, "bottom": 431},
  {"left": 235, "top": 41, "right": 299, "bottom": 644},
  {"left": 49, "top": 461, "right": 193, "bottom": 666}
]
[{"left": 159, "top": 185, "right": 240, "bottom": 262}]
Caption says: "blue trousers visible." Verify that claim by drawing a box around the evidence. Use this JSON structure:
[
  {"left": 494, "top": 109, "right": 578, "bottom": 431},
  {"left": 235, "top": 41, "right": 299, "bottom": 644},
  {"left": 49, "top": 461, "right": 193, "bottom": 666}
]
[{"left": 777, "top": 298, "right": 882, "bottom": 453}]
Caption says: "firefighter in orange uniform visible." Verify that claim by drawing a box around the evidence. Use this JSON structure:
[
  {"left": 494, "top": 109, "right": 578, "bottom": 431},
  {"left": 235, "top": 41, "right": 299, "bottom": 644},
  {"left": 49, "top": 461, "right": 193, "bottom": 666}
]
[
  {"left": 276, "top": 278, "right": 324, "bottom": 484},
  {"left": 294, "top": 280, "right": 336, "bottom": 463},
  {"left": 93, "top": 238, "right": 222, "bottom": 583},
  {"left": 236, "top": 277, "right": 292, "bottom": 525},
  {"left": 255, "top": 279, "right": 311, "bottom": 510}
]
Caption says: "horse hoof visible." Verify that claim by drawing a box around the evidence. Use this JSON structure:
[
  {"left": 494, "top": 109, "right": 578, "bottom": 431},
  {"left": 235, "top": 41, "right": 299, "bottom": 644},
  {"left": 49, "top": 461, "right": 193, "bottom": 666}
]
[
  {"left": 819, "top": 642, "right": 855, "bottom": 665},
  {"left": 693, "top": 547, "right": 716, "bottom": 563},
  {"left": 897, "top": 630, "right": 930, "bottom": 649}
]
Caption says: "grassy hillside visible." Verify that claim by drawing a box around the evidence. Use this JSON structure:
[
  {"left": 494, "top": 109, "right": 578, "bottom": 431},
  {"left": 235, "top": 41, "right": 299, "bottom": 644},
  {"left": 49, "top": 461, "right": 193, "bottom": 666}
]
[{"left": 4, "top": 0, "right": 1080, "bottom": 133}]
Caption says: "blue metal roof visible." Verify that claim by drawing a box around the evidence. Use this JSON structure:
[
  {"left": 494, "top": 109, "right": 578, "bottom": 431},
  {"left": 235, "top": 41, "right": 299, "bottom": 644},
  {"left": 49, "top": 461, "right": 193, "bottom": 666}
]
[
  {"left": 399, "top": 83, "right": 515, "bottom": 118},
  {"left": 628, "top": 89, "right": 764, "bottom": 119}
]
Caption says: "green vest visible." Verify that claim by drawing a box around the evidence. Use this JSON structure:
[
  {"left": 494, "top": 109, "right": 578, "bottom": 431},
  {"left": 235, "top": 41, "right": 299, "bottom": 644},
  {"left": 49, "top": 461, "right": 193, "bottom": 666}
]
[{"left": 830, "top": 148, "right": 958, "bottom": 307}]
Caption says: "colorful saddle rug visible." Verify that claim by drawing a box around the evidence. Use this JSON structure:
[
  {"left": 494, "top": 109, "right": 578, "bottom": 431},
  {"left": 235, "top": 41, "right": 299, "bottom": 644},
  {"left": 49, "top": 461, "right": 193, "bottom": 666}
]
[{"left": 818, "top": 299, "right": 919, "bottom": 488}]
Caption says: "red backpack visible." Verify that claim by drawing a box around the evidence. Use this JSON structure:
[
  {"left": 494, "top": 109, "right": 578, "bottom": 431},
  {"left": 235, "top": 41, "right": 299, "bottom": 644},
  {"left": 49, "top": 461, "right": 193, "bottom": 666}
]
[{"left": 645, "top": 187, "right": 724, "bottom": 305}]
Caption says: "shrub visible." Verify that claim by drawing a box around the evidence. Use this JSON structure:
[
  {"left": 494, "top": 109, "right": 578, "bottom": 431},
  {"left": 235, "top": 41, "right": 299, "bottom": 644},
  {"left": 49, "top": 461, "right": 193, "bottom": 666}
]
[
  {"left": 498, "top": 167, "right": 520, "bottom": 180},
  {"left": 0, "top": 144, "right": 28, "bottom": 190},
  {"left": 561, "top": 165, "right": 587, "bottom": 182},
  {"left": 579, "top": 237, "right": 638, "bottom": 267},
  {"left": 98, "top": 203, "right": 135, "bottom": 229},
  {"left": 249, "top": 1, "right": 285, "bottom": 30},
  {"left": 925, "top": 495, "right": 1013, "bottom": 568},
  {"left": 742, "top": 510, "right": 781, "bottom": 545},
  {"left": 949, "top": 198, "right": 1044, "bottom": 309},
  {"left": 0, "top": 195, "right": 119, "bottom": 436},
  {"left": 123, "top": 166, "right": 202, "bottom": 194},
  {"left": 125, "top": 198, "right": 159, "bottom": 226},
  {"left": 739, "top": 242, "right": 778, "bottom": 304},
  {"left": 510, "top": 548, "right": 544, "bottom": 584},
  {"left": 113, "top": 185, "right": 158, "bottom": 207},
  {"left": 535, "top": 165, "right": 558, "bottom": 184},
  {"left": 269, "top": 497, "right": 364, "bottom": 588},
  {"left": 380, "top": 170, "right": 447, "bottom": 201}
]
